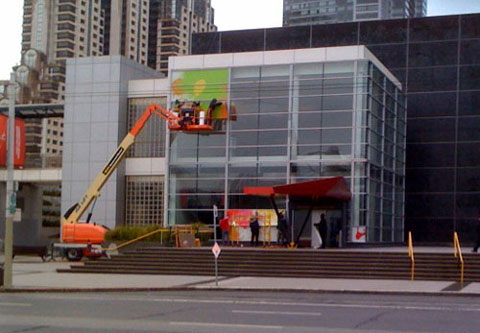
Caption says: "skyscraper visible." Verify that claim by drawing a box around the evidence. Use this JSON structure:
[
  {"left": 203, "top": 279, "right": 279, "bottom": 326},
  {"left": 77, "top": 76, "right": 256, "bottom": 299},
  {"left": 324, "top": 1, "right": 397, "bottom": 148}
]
[
  {"left": 14, "top": 0, "right": 217, "bottom": 165},
  {"left": 148, "top": 0, "right": 216, "bottom": 74},
  {"left": 283, "top": 0, "right": 427, "bottom": 26}
]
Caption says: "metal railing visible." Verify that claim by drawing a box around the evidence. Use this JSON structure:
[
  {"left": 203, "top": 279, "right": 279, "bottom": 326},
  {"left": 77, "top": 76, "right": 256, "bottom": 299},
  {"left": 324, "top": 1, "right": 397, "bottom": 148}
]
[
  {"left": 101, "top": 228, "right": 170, "bottom": 252},
  {"left": 453, "top": 232, "right": 464, "bottom": 285},
  {"left": 408, "top": 231, "right": 415, "bottom": 281}
]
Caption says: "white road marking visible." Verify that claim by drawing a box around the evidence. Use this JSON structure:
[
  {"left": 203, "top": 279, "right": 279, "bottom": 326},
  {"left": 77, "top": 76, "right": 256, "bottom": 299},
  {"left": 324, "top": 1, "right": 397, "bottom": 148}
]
[
  {"left": 31, "top": 295, "right": 480, "bottom": 313},
  {"left": 170, "top": 321, "right": 282, "bottom": 330},
  {"left": 0, "top": 302, "right": 32, "bottom": 307},
  {"left": 233, "top": 310, "right": 321, "bottom": 316}
]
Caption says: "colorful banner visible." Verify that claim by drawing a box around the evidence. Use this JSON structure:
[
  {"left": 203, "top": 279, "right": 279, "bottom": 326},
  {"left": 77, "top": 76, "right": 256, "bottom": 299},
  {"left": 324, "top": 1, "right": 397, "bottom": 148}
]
[
  {"left": 227, "top": 209, "right": 285, "bottom": 228},
  {"left": 172, "top": 69, "right": 229, "bottom": 119},
  {"left": 0, "top": 115, "right": 26, "bottom": 167}
]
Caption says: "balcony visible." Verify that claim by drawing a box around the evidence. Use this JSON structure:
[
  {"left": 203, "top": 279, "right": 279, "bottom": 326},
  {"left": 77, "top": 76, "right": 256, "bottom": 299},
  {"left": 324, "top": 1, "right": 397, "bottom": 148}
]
[
  {"left": 58, "top": 5, "right": 76, "bottom": 13},
  {"left": 58, "top": 13, "right": 76, "bottom": 22}
]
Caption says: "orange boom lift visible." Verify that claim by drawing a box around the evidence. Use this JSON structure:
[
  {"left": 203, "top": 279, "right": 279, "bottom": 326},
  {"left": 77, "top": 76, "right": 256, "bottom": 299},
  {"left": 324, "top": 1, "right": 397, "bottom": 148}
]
[{"left": 59, "top": 100, "right": 224, "bottom": 261}]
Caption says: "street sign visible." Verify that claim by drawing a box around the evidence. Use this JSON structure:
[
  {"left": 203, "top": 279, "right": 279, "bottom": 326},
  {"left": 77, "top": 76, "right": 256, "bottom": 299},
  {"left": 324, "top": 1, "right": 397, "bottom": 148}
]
[
  {"left": 9, "top": 192, "right": 16, "bottom": 215},
  {"left": 212, "top": 242, "right": 221, "bottom": 258}
]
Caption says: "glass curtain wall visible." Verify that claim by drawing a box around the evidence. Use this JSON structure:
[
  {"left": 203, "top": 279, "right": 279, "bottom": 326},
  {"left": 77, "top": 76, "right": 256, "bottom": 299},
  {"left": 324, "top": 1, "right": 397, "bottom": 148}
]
[{"left": 168, "top": 60, "right": 405, "bottom": 242}]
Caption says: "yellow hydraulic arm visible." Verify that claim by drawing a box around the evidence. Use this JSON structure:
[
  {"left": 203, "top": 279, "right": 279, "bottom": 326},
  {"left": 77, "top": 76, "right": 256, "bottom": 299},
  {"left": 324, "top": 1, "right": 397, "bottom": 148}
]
[{"left": 62, "top": 104, "right": 181, "bottom": 225}]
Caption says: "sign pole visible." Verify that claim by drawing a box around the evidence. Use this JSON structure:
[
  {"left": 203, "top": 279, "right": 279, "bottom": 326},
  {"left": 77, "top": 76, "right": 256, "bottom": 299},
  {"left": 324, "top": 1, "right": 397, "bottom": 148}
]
[
  {"left": 213, "top": 205, "right": 218, "bottom": 286},
  {"left": 3, "top": 73, "right": 16, "bottom": 289}
]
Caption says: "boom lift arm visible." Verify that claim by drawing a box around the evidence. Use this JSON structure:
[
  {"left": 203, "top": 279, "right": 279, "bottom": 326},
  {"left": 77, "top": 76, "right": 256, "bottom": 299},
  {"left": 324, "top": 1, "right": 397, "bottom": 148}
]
[{"left": 62, "top": 104, "right": 181, "bottom": 225}]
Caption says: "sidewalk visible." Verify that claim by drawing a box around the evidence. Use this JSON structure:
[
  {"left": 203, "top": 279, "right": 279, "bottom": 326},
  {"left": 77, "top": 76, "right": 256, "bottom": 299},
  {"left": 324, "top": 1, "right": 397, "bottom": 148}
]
[{"left": 3, "top": 254, "right": 480, "bottom": 296}]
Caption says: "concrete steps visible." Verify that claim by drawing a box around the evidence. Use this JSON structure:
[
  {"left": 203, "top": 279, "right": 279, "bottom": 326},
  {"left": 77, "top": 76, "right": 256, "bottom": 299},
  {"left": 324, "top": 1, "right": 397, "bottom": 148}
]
[{"left": 57, "top": 247, "right": 480, "bottom": 282}]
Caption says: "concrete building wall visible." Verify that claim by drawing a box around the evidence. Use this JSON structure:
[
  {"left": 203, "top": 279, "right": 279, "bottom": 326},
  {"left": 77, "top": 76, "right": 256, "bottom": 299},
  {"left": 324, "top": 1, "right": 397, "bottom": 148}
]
[{"left": 62, "top": 56, "right": 162, "bottom": 229}]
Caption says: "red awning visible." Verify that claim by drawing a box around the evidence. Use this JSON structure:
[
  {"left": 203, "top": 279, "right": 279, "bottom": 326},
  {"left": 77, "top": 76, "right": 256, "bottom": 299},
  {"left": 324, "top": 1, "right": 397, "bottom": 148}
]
[{"left": 243, "top": 176, "right": 351, "bottom": 202}]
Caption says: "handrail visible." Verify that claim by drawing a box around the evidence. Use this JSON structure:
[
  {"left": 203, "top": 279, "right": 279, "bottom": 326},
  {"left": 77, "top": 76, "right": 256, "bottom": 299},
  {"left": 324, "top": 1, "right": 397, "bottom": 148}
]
[
  {"left": 101, "top": 228, "right": 170, "bottom": 252},
  {"left": 408, "top": 231, "right": 415, "bottom": 281},
  {"left": 453, "top": 232, "right": 464, "bottom": 285}
]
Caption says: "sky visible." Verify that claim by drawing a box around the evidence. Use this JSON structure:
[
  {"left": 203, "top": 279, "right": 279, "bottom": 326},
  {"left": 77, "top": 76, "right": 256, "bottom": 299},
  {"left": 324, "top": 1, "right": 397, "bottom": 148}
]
[{"left": 0, "top": 0, "right": 479, "bottom": 80}]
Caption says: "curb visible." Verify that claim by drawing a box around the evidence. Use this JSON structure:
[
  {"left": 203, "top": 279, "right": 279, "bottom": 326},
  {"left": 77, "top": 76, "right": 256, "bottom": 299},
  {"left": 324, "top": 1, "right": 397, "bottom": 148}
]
[{"left": 2, "top": 285, "right": 480, "bottom": 297}]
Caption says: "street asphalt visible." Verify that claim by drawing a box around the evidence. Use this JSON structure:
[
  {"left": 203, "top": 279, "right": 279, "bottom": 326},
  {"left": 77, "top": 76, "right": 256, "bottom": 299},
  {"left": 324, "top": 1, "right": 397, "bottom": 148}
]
[{"left": 3, "top": 248, "right": 480, "bottom": 295}]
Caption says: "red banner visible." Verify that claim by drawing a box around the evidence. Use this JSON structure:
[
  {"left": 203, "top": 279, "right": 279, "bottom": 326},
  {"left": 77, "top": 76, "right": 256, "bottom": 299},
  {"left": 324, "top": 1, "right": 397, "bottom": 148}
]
[{"left": 0, "top": 115, "right": 26, "bottom": 167}]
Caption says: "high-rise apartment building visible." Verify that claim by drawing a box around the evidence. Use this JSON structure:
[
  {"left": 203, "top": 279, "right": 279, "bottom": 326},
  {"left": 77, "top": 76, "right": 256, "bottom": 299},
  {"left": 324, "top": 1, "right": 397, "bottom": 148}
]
[
  {"left": 148, "top": 0, "right": 216, "bottom": 74},
  {"left": 283, "top": 0, "right": 427, "bottom": 26},
  {"left": 15, "top": 0, "right": 216, "bottom": 165},
  {"left": 103, "top": 0, "right": 150, "bottom": 66},
  {"left": 19, "top": 0, "right": 105, "bottom": 166}
]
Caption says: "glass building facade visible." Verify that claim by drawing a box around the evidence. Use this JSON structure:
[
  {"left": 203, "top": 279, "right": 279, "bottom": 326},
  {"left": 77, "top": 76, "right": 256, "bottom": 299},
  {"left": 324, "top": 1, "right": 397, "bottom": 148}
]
[
  {"left": 167, "top": 47, "right": 406, "bottom": 243},
  {"left": 191, "top": 13, "right": 480, "bottom": 243},
  {"left": 283, "top": 0, "right": 426, "bottom": 27}
]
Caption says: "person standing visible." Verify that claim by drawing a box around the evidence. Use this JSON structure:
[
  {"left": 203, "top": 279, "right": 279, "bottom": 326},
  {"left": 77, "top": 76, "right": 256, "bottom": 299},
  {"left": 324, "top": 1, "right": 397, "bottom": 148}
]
[
  {"left": 314, "top": 214, "right": 328, "bottom": 249},
  {"left": 472, "top": 217, "right": 480, "bottom": 253},
  {"left": 219, "top": 216, "right": 230, "bottom": 246},
  {"left": 277, "top": 213, "right": 289, "bottom": 247},
  {"left": 249, "top": 217, "right": 260, "bottom": 247}
]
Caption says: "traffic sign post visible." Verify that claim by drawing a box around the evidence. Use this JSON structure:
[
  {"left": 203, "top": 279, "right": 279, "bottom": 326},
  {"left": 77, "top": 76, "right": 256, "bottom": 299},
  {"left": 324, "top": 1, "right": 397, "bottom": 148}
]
[{"left": 212, "top": 205, "right": 219, "bottom": 286}]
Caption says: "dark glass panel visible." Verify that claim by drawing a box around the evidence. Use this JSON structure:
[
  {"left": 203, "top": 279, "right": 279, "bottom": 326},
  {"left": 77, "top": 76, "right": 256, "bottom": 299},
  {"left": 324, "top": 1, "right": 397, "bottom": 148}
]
[
  {"left": 456, "top": 218, "right": 479, "bottom": 243},
  {"left": 229, "top": 164, "right": 258, "bottom": 178},
  {"left": 367, "top": 44, "right": 407, "bottom": 69},
  {"left": 456, "top": 168, "right": 480, "bottom": 192},
  {"left": 405, "top": 194, "right": 454, "bottom": 218},
  {"left": 230, "top": 131, "right": 258, "bottom": 146},
  {"left": 259, "top": 80, "right": 289, "bottom": 97},
  {"left": 459, "top": 91, "right": 480, "bottom": 116},
  {"left": 296, "top": 96, "right": 323, "bottom": 111},
  {"left": 360, "top": 19, "right": 407, "bottom": 44},
  {"left": 299, "top": 111, "right": 352, "bottom": 128},
  {"left": 258, "top": 146, "right": 288, "bottom": 157},
  {"left": 231, "top": 99, "right": 260, "bottom": 114},
  {"left": 258, "top": 130, "right": 288, "bottom": 145},
  {"left": 407, "top": 67, "right": 457, "bottom": 92},
  {"left": 198, "top": 134, "right": 227, "bottom": 147},
  {"left": 409, "top": 16, "right": 459, "bottom": 42},
  {"left": 460, "top": 65, "right": 480, "bottom": 90},
  {"left": 389, "top": 69, "right": 407, "bottom": 86},
  {"left": 404, "top": 218, "right": 453, "bottom": 242},
  {"left": 405, "top": 168, "right": 454, "bottom": 193},
  {"left": 230, "top": 147, "right": 258, "bottom": 157},
  {"left": 407, "top": 92, "right": 457, "bottom": 117},
  {"left": 456, "top": 194, "right": 480, "bottom": 219},
  {"left": 460, "top": 39, "right": 480, "bottom": 65},
  {"left": 171, "top": 179, "right": 225, "bottom": 194},
  {"left": 457, "top": 143, "right": 480, "bottom": 167},
  {"left": 228, "top": 194, "right": 275, "bottom": 209},
  {"left": 220, "top": 29, "right": 265, "bottom": 53},
  {"left": 260, "top": 97, "right": 289, "bottom": 113},
  {"left": 298, "top": 112, "right": 323, "bottom": 128},
  {"left": 460, "top": 14, "right": 480, "bottom": 39},
  {"left": 406, "top": 143, "right": 455, "bottom": 167},
  {"left": 406, "top": 118, "right": 455, "bottom": 143},
  {"left": 259, "top": 114, "right": 288, "bottom": 129},
  {"left": 265, "top": 26, "right": 311, "bottom": 50},
  {"left": 191, "top": 32, "right": 220, "bottom": 55},
  {"left": 169, "top": 164, "right": 196, "bottom": 178},
  {"left": 458, "top": 117, "right": 480, "bottom": 141},
  {"left": 323, "top": 95, "right": 353, "bottom": 110},
  {"left": 231, "top": 114, "right": 259, "bottom": 130},
  {"left": 231, "top": 82, "right": 260, "bottom": 99},
  {"left": 408, "top": 41, "right": 458, "bottom": 67},
  {"left": 172, "top": 194, "right": 225, "bottom": 210},
  {"left": 323, "top": 77, "right": 354, "bottom": 94},
  {"left": 230, "top": 178, "right": 287, "bottom": 193},
  {"left": 311, "top": 22, "right": 359, "bottom": 47}
]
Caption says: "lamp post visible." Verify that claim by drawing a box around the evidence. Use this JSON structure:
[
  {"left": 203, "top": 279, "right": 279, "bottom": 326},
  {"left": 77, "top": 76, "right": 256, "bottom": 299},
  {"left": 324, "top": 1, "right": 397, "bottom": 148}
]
[{"left": 3, "top": 72, "right": 16, "bottom": 289}]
